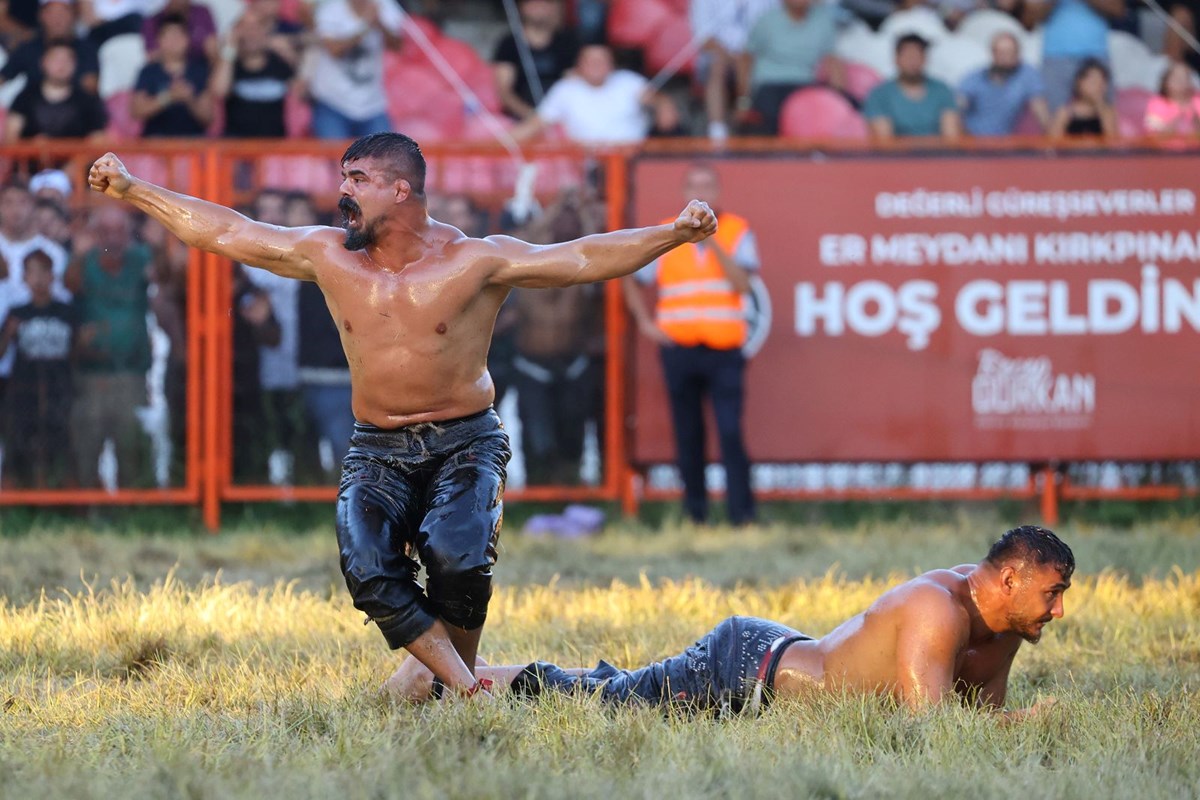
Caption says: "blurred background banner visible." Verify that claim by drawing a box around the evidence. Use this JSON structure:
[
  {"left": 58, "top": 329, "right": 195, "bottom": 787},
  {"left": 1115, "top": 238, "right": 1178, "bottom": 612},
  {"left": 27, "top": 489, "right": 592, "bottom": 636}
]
[{"left": 630, "top": 154, "right": 1200, "bottom": 463}]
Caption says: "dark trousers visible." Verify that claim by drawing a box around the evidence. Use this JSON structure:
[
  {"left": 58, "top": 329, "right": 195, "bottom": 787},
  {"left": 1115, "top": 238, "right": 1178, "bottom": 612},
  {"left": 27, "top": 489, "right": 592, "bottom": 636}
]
[{"left": 660, "top": 344, "right": 755, "bottom": 525}]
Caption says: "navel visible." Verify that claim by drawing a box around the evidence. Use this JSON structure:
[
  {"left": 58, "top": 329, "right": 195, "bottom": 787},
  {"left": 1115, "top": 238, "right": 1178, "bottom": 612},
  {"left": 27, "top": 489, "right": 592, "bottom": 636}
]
[
  {"left": 343, "top": 319, "right": 353, "bottom": 333},
  {"left": 435, "top": 322, "right": 447, "bottom": 335}
]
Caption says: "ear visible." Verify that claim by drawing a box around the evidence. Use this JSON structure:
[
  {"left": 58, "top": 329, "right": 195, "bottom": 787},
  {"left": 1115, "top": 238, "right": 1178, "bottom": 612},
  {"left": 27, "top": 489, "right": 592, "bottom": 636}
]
[
  {"left": 999, "top": 565, "right": 1019, "bottom": 596},
  {"left": 394, "top": 179, "right": 412, "bottom": 205}
]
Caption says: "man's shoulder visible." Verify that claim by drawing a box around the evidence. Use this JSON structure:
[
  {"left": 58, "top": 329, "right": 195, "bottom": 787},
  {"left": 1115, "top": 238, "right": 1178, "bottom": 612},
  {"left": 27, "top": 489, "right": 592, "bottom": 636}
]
[{"left": 896, "top": 572, "right": 971, "bottom": 623}]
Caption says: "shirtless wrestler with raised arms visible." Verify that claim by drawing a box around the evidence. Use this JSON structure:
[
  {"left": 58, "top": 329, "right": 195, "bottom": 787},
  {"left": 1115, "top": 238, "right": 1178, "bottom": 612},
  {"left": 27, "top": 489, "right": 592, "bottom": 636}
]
[
  {"left": 87, "top": 133, "right": 719, "bottom": 698},
  {"left": 393, "top": 525, "right": 1073, "bottom": 719}
]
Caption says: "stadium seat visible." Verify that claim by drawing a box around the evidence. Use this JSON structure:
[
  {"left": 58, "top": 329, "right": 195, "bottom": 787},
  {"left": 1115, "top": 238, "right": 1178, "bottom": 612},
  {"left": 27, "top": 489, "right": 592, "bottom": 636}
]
[
  {"left": 879, "top": 7, "right": 949, "bottom": 47},
  {"left": 98, "top": 33, "right": 145, "bottom": 99},
  {"left": 608, "top": 0, "right": 673, "bottom": 48},
  {"left": 104, "top": 90, "right": 141, "bottom": 140},
  {"left": 1110, "top": 31, "right": 1168, "bottom": 91},
  {"left": 284, "top": 91, "right": 310, "bottom": 138},
  {"left": 928, "top": 35, "right": 989, "bottom": 87},
  {"left": 834, "top": 25, "right": 895, "bottom": 78},
  {"left": 1116, "top": 86, "right": 1154, "bottom": 136},
  {"left": 198, "top": 0, "right": 243, "bottom": 37},
  {"left": 779, "top": 87, "right": 868, "bottom": 140},
  {"left": 1012, "top": 105, "right": 1044, "bottom": 135},
  {"left": 816, "top": 59, "right": 881, "bottom": 103},
  {"left": 956, "top": 9, "right": 1029, "bottom": 50},
  {"left": 260, "top": 156, "right": 340, "bottom": 194},
  {"left": 644, "top": 13, "right": 695, "bottom": 77}
]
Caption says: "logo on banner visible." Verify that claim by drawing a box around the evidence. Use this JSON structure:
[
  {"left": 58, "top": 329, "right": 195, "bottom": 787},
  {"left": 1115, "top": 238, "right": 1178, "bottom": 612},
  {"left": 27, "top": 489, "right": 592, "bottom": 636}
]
[
  {"left": 971, "top": 349, "right": 1096, "bottom": 430},
  {"left": 743, "top": 275, "right": 772, "bottom": 358}
]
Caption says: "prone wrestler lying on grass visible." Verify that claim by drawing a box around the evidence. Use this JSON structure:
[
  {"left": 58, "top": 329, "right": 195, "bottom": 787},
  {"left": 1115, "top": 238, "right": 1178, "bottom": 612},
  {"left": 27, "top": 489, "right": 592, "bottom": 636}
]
[{"left": 386, "top": 525, "right": 1070, "bottom": 720}]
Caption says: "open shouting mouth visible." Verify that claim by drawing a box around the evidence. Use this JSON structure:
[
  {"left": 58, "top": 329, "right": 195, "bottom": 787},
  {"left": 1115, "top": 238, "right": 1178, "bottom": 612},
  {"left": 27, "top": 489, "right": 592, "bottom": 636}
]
[{"left": 339, "top": 197, "right": 363, "bottom": 229}]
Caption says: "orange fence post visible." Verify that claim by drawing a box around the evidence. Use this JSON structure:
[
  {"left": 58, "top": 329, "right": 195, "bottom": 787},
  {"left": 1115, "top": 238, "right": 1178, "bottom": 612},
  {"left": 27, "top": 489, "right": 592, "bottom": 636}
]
[
  {"left": 201, "top": 146, "right": 223, "bottom": 531},
  {"left": 603, "top": 152, "right": 636, "bottom": 516},
  {"left": 1040, "top": 466, "right": 1060, "bottom": 527}
]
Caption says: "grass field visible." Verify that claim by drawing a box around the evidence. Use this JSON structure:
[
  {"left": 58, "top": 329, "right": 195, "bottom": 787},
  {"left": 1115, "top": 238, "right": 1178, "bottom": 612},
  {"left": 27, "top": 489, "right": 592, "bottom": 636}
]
[{"left": 1, "top": 513, "right": 1199, "bottom": 799}]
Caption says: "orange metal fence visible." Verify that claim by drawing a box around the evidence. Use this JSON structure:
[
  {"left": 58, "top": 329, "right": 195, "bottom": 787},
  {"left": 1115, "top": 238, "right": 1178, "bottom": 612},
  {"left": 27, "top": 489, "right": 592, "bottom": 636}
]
[{"left": 1, "top": 139, "right": 1198, "bottom": 529}]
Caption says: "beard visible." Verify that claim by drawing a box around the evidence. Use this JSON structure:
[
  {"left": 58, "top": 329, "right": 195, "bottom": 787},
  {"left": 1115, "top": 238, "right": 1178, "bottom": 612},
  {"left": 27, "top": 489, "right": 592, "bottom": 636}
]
[
  {"left": 339, "top": 196, "right": 377, "bottom": 251},
  {"left": 1010, "top": 612, "right": 1053, "bottom": 644}
]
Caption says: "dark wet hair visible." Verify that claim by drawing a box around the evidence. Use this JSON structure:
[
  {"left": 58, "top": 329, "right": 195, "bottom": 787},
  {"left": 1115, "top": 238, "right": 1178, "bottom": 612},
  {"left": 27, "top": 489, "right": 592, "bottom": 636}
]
[
  {"left": 986, "top": 526, "right": 1075, "bottom": 580},
  {"left": 1071, "top": 57, "right": 1110, "bottom": 100},
  {"left": 159, "top": 13, "right": 188, "bottom": 32},
  {"left": 895, "top": 33, "right": 930, "bottom": 54},
  {"left": 23, "top": 248, "right": 54, "bottom": 273},
  {"left": 34, "top": 197, "right": 68, "bottom": 221},
  {"left": 341, "top": 132, "right": 426, "bottom": 196}
]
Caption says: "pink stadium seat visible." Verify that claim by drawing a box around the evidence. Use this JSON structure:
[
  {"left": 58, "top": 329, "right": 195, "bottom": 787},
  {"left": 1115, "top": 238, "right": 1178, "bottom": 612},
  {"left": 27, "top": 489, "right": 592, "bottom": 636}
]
[
  {"left": 608, "top": 0, "right": 673, "bottom": 48},
  {"left": 1116, "top": 87, "right": 1154, "bottom": 137},
  {"left": 1012, "top": 106, "right": 1043, "bottom": 135},
  {"left": 260, "top": 156, "right": 340, "bottom": 194},
  {"left": 779, "top": 87, "right": 868, "bottom": 140},
  {"left": 644, "top": 13, "right": 695, "bottom": 77},
  {"left": 817, "top": 60, "right": 882, "bottom": 103},
  {"left": 284, "top": 92, "right": 311, "bottom": 138},
  {"left": 104, "top": 91, "right": 142, "bottom": 140}
]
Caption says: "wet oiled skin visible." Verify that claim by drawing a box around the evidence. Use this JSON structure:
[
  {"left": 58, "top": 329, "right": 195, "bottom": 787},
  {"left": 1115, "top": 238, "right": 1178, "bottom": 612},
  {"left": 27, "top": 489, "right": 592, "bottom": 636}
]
[
  {"left": 773, "top": 566, "right": 1025, "bottom": 705},
  {"left": 305, "top": 220, "right": 510, "bottom": 426}
]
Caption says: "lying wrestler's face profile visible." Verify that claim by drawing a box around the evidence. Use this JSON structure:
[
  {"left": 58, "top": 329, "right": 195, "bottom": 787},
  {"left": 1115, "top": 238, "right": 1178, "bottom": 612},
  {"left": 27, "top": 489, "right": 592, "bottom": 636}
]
[{"left": 1003, "top": 562, "right": 1071, "bottom": 644}]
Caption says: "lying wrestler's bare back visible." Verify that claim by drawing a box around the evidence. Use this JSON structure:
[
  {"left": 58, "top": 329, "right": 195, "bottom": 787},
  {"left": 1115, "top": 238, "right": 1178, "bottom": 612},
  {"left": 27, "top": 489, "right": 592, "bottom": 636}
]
[
  {"left": 773, "top": 564, "right": 1050, "bottom": 709},
  {"left": 87, "top": 151, "right": 716, "bottom": 428}
]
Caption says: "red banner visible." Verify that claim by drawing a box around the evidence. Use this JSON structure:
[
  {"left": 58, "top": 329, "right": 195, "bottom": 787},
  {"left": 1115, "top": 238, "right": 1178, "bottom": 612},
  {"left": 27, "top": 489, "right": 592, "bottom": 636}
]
[{"left": 629, "top": 155, "right": 1200, "bottom": 463}]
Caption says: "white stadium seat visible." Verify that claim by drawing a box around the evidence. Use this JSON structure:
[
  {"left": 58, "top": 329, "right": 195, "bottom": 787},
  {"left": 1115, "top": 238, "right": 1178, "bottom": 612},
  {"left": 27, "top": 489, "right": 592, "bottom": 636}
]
[
  {"left": 198, "top": 0, "right": 246, "bottom": 37},
  {"left": 98, "top": 33, "right": 146, "bottom": 99},
  {"left": 928, "top": 35, "right": 990, "bottom": 87},
  {"left": 1109, "top": 30, "right": 1168, "bottom": 91},
  {"left": 956, "top": 9, "right": 1030, "bottom": 50},
  {"left": 835, "top": 25, "right": 895, "bottom": 78},
  {"left": 879, "top": 7, "right": 950, "bottom": 47}
]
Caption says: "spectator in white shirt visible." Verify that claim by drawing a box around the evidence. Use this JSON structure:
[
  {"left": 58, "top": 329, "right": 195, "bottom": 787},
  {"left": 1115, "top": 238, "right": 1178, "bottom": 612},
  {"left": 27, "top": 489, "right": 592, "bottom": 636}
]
[
  {"left": 513, "top": 43, "right": 653, "bottom": 145},
  {"left": 308, "top": 0, "right": 403, "bottom": 139},
  {"left": 689, "top": 0, "right": 778, "bottom": 141}
]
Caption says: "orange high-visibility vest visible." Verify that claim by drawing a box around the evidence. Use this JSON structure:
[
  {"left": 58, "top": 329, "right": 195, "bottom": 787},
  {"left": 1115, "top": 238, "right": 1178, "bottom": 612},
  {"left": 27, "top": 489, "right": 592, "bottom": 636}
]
[{"left": 655, "top": 212, "right": 751, "bottom": 349}]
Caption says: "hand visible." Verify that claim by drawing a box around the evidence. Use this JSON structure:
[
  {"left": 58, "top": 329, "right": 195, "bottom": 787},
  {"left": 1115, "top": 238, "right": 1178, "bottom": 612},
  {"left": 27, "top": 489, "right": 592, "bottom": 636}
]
[
  {"left": 239, "top": 292, "right": 273, "bottom": 326},
  {"left": 673, "top": 199, "right": 717, "bottom": 244},
  {"left": 169, "top": 77, "right": 194, "bottom": 103},
  {"left": 88, "top": 153, "right": 133, "bottom": 200},
  {"left": 72, "top": 225, "right": 97, "bottom": 256},
  {"left": 638, "top": 318, "right": 672, "bottom": 346}
]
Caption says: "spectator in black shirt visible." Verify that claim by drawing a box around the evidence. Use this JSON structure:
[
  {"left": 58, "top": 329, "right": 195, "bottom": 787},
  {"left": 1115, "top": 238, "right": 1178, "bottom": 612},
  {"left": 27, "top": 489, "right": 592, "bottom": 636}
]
[
  {"left": 0, "top": 248, "right": 77, "bottom": 488},
  {"left": 210, "top": 9, "right": 296, "bottom": 138},
  {"left": 0, "top": 0, "right": 39, "bottom": 50},
  {"left": 0, "top": 0, "right": 100, "bottom": 94},
  {"left": 6, "top": 42, "right": 108, "bottom": 140},
  {"left": 492, "top": 0, "right": 579, "bottom": 120},
  {"left": 131, "top": 14, "right": 212, "bottom": 136}
]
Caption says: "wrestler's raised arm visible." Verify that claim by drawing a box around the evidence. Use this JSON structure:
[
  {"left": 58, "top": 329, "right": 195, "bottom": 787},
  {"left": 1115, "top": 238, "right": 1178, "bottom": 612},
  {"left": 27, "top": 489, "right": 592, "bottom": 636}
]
[
  {"left": 88, "top": 153, "right": 330, "bottom": 281},
  {"left": 483, "top": 199, "right": 718, "bottom": 289}
]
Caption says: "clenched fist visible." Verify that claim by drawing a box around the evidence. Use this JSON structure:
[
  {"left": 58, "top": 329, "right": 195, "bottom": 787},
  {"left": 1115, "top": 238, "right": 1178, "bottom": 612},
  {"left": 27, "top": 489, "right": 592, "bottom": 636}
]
[
  {"left": 88, "top": 153, "right": 134, "bottom": 200},
  {"left": 673, "top": 199, "right": 717, "bottom": 244}
]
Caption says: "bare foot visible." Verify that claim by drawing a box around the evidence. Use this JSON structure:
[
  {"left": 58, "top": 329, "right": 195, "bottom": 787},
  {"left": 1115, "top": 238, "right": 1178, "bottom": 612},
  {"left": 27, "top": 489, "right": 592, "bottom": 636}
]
[{"left": 381, "top": 657, "right": 435, "bottom": 703}]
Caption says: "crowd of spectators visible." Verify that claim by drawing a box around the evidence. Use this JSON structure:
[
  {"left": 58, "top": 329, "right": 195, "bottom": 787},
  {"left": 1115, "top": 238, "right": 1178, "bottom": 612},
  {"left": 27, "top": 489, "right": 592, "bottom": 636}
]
[
  {"left": 0, "top": 0, "right": 1188, "bottom": 146},
  {"left": 1, "top": 0, "right": 1198, "bottom": 491}
]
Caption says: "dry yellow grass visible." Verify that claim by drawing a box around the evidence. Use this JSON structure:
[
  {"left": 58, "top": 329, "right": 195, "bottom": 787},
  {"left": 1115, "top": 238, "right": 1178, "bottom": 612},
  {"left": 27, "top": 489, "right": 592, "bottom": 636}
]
[{"left": 1, "top": 519, "right": 1198, "bottom": 798}]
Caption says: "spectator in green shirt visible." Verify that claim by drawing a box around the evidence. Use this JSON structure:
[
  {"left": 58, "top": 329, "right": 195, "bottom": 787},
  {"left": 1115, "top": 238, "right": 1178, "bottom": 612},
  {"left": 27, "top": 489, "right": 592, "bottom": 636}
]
[
  {"left": 743, "top": 0, "right": 845, "bottom": 135},
  {"left": 65, "top": 205, "right": 158, "bottom": 488},
  {"left": 863, "top": 33, "right": 962, "bottom": 143}
]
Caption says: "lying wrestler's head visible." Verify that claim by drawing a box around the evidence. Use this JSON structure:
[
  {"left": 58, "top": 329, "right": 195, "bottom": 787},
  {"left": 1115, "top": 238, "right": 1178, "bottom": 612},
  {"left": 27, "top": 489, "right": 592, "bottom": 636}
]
[
  {"left": 985, "top": 525, "right": 1074, "bottom": 643},
  {"left": 338, "top": 132, "right": 427, "bottom": 251}
]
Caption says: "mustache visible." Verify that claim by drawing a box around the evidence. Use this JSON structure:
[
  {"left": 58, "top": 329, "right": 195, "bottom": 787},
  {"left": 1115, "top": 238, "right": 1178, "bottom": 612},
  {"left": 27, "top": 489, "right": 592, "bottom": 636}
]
[{"left": 338, "top": 197, "right": 361, "bottom": 219}]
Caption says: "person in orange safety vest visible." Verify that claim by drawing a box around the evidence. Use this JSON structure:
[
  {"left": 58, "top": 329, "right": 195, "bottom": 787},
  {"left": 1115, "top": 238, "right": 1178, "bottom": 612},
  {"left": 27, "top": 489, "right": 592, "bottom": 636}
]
[{"left": 622, "top": 163, "right": 757, "bottom": 525}]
